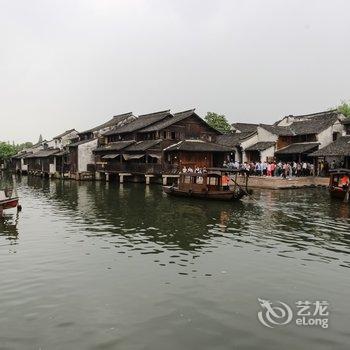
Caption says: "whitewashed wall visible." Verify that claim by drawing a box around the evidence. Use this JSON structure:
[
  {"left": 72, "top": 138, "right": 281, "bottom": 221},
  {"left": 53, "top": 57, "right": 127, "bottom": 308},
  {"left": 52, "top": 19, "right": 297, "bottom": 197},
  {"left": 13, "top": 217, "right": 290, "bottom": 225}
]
[
  {"left": 260, "top": 146, "right": 276, "bottom": 161},
  {"left": 21, "top": 158, "right": 28, "bottom": 172},
  {"left": 54, "top": 130, "right": 79, "bottom": 148},
  {"left": 317, "top": 120, "right": 345, "bottom": 148},
  {"left": 256, "top": 127, "right": 278, "bottom": 142},
  {"left": 241, "top": 133, "right": 258, "bottom": 162},
  {"left": 241, "top": 127, "right": 278, "bottom": 162},
  {"left": 78, "top": 139, "right": 98, "bottom": 172}
]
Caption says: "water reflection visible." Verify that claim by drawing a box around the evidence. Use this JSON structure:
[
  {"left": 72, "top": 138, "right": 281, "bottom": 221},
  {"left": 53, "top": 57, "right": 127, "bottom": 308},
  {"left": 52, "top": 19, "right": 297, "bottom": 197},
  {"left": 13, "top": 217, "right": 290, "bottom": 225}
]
[
  {"left": 3, "top": 176, "right": 350, "bottom": 270},
  {"left": 1, "top": 175, "right": 350, "bottom": 350},
  {"left": 0, "top": 214, "right": 19, "bottom": 244}
]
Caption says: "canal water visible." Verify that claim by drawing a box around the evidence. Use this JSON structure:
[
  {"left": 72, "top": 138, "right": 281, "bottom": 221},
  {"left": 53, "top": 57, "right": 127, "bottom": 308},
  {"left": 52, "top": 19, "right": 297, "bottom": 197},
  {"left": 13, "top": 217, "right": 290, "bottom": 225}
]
[{"left": 0, "top": 175, "right": 349, "bottom": 350}]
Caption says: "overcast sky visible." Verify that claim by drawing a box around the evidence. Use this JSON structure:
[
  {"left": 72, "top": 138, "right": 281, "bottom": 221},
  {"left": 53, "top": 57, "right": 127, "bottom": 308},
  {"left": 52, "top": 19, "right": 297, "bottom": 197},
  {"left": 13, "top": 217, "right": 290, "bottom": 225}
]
[{"left": 1, "top": 0, "right": 350, "bottom": 143}]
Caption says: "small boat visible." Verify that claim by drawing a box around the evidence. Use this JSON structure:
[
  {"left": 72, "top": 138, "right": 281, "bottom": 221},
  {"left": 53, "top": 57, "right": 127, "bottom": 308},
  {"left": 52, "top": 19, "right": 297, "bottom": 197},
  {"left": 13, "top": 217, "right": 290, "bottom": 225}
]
[
  {"left": 0, "top": 187, "right": 20, "bottom": 215},
  {"left": 329, "top": 168, "right": 350, "bottom": 202},
  {"left": 163, "top": 168, "right": 250, "bottom": 201}
]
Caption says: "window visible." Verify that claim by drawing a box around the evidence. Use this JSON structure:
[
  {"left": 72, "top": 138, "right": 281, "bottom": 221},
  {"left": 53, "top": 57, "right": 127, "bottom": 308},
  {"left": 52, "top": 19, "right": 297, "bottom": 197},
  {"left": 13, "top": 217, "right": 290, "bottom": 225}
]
[
  {"left": 207, "top": 177, "right": 218, "bottom": 186},
  {"left": 163, "top": 131, "right": 167, "bottom": 139},
  {"left": 171, "top": 132, "right": 176, "bottom": 140},
  {"left": 196, "top": 176, "right": 204, "bottom": 184},
  {"left": 333, "top": 132, "right": 339, "bottom": 141}
]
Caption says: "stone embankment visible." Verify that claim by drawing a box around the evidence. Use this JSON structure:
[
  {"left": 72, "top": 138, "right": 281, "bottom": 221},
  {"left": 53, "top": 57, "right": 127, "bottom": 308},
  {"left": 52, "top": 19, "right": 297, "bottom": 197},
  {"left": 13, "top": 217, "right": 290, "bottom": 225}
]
[{"left": 237, "top": 176, "right": 329, "bottom": 189}]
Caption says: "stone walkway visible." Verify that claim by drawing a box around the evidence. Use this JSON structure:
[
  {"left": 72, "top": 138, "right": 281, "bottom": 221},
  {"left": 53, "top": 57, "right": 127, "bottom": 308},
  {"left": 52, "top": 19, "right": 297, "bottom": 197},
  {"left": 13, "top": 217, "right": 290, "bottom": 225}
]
[{"left": 237, "top": 175, "right": 329, "bottom": 189}]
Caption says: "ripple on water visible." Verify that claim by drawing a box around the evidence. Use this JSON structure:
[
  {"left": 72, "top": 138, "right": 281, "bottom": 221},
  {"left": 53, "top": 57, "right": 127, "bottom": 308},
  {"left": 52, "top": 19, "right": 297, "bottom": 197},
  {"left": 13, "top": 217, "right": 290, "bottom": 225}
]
[{"left": 1, "top": 180, "right": 350, "bottom": 349}]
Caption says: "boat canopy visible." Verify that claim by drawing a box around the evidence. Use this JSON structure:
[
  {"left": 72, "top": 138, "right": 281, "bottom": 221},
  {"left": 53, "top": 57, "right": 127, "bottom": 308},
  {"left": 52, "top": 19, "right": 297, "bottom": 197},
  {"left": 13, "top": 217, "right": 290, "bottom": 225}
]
[
  {"left": 329, "top": 168, "right": 350, "bottom": 175},
  {"left": 207, "top": 167, "right": 249, "bottom": 174}
]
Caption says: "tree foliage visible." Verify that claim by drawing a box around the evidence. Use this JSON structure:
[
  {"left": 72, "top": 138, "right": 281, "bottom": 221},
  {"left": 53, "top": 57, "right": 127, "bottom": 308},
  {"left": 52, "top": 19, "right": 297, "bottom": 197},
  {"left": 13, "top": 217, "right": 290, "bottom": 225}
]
[
  {"left": 0, "top": 142, "right": 17, "bottom": 160},
  {"left": 337, "top": 101, "right": 350, "bottom": 118},
  {"left": 204, "top": 112, "right": 231, "bottom": 134},
  {"left": 0, "top": 141, "right": 33, "bottom": 161}
]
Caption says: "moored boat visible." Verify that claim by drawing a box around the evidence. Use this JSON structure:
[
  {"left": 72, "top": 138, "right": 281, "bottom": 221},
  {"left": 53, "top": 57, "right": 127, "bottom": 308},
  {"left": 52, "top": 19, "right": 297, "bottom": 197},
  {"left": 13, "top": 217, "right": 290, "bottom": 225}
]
[
  {"left": 0, "top": 187, "right": 20, "bottom": 215},
  {"left": 329, "top": 168, "right": 350, "bottom": 202},
  {"left": 163, "top": 168, "right": 250, "bottom": 201}
]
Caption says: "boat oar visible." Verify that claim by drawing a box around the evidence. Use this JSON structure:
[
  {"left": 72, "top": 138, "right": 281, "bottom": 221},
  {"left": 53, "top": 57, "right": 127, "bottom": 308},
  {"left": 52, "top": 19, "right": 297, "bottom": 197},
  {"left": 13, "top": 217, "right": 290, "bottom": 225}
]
[
  {"left": 344, "top": 186, "right": 350, "bottom": 203},
  {"left": 231, "top": 178, "right": 257, "bottom": 202}
]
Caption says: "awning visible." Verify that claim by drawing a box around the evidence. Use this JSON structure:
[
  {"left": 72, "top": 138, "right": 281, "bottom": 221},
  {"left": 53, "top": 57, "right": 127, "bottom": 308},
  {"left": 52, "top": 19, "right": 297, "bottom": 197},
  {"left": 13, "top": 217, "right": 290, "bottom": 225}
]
[
  {"left": 123, "top": 154, "right": 145, "bottom": 161},
  {"left": 148, "top": 153, "right": 161, "bottom": 159},
  {"left": 275, "top": 142, "right": 320, "bottom": 155},
  {"left": 245, "top": 141, "right": 275, "bottom": 152},
  {"left": 102, "top": 154, "right": 120, "bottom": 159}
]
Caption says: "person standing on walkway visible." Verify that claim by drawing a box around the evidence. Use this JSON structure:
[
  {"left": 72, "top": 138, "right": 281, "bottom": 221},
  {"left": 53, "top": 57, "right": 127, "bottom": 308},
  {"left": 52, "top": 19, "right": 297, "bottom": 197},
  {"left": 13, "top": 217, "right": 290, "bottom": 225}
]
[{"left": 222, "top": 173, "right": 230, "bottom": 191}]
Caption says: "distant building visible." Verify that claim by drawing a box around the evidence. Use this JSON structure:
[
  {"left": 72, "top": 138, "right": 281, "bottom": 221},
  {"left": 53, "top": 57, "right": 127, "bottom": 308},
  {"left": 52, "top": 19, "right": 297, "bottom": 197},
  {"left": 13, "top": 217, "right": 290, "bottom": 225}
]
[
  {"left": 217, "top": 123, "right": 276, "bottom": 163},
  {"left": 343, "top": 118, "right": 350, "bottom": 136},
  {"left": 261, "top": 110, "right": 345, "bottom": 162},
  {"left": 310, "top": 135, "right": 350, "bottom": 169},
  {"left": 68, "top": 113, "right": 136, "bottom": 179},
  {"left": 11, "top": 142, "right": 44, "bottom": 174},
  {"left": 231, "top": 122, "right": 259, "bottom": 134},
  {"left": 23, "top": 129, "right": 79, "bottom": 177}
]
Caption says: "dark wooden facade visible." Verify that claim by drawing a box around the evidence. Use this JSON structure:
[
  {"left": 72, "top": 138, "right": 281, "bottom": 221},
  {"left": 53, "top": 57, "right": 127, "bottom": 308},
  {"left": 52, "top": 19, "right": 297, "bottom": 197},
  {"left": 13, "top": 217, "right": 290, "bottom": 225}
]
[
  {"left": 25, "top": 152, "right": 58, "bottom": 175},
  {"left": 95, "top": 110, "right": 222, "bottom": 175},
  {"left": 276, "top": 134, "right": 317, "bottom": 150}
]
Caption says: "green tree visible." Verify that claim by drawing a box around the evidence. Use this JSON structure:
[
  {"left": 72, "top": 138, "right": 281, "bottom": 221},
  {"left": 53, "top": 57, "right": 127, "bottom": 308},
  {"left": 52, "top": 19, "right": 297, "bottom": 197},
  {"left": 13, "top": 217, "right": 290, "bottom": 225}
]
[
  {"left": 16, "top": 142, "right": 33, "bottom": 152},
  {"left": 337, "top": 101, "right": 350, "bottom": 118},
  {"left": 204, "top": 112, "right": 231, "bottom": 134},
  {"left": 0, "top": 142, "right": 17, "bottom": 161}
]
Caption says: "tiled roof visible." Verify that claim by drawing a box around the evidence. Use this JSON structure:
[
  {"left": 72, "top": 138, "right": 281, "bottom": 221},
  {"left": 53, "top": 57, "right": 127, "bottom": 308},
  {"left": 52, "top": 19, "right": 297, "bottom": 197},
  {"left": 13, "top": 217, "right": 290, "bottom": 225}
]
[
  {"left": 25, "top": 148, "right": 61, "bottom": 158},
  {"left": 164, "top": 140, "right": 232, "bottom": 152},
  {"left": 260, "top": 124, "right": 294, "bottom": 136},
  {"left": 55, "top": 150, "right": 69, "bottom": 156},
  {"left": 94, "top": 140, "right": 136, "bottom": 152},
  {"left": 265, "top": 110, "right": 341, "bottom": 136},
  {"left": 216, "top": 132, "right": 256, "bottom": 147},
  {"left": 138, "top": 109, "right": 220, "bottom": 134},
  {"left": 104, "top": 110, "right": 172, "bottom": 135},
  {"left": 68, "top": 138, "right": 97, "bottom": 147},
  {"left": 232, "top": 123, "right": 258, "bottom": 133},
  {"left": 245, "top": 141, "right": 276, "bottom": 151},
  {"left": 275, "top": 142, "right": 320, "bottom": 155},
  {"left": 124, "top": 139, "right": 162, "bottom": 152},
  {"left": 53, "top": 129, "right": 77, "bottom": 139},
  {"left": 310, "top": 136, "right": 350, "bottom": 157},
  {"left": 79, "top": 113, "right": 135, "bottom": 134}
]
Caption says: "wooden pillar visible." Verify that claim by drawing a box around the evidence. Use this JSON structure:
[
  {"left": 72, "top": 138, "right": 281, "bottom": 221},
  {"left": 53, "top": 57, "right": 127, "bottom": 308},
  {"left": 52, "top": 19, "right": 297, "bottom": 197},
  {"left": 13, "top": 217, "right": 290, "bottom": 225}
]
[
  {"left": 145, "top": 174, "right": 154, "bottom": 185},
  {"left": 105, "top": 172, "right": 109, "bottom": 182}
]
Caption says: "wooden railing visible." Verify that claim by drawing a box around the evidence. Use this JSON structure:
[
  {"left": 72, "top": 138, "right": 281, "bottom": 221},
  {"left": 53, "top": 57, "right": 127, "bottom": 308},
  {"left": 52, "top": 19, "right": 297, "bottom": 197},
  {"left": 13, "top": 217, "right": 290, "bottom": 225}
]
[{"left": 95, "top": 162, "right": 179, "bottom": 175}]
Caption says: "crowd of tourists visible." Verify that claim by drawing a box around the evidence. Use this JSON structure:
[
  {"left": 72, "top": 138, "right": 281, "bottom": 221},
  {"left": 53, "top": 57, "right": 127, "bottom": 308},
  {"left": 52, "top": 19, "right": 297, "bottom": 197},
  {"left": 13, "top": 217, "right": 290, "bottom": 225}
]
[
  {"left": 181, "top": 159, "right": 344, "bottom": 178},
  {"left": 222, "top": 160, "right": 316, "bottom": 178}
]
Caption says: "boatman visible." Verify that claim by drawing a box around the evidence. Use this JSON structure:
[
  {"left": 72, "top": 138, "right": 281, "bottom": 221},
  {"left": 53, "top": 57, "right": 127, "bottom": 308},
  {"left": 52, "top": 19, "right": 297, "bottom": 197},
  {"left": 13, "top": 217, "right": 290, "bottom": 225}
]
[
  {"left": 222, "top": 173, "right": 230, "bottom": 191},
  {"left": 340, "top": 174, "right": 350, "bottom": 189}
]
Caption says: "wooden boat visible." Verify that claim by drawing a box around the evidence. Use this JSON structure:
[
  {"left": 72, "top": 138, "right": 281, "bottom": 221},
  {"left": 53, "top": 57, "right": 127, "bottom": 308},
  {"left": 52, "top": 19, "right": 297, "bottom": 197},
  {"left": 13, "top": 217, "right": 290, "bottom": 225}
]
[
  {"left": 0, "top": 187, "right": 20, "bottom": 215},
  {"left": 163, "top": 168, "right": 250, "bottom": 201},
  {"left": 329, "top": 169, "right": 350, "bottom": 202}
]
